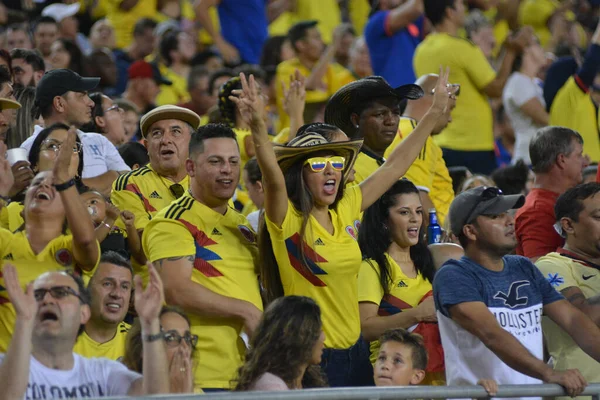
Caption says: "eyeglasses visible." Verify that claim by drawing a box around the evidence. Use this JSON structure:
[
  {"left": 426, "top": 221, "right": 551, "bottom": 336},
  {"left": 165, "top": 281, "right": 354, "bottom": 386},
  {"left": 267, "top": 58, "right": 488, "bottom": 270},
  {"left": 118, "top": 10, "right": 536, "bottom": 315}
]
[
  {"left": 303, "top": 156, "right": 346, "bottom": 172},
  {"left": 41, "top": 139, "right": 82, "bottom": 154},
  {"left": 34, "top": 286, "right": 84, "bottom": 303},
  {"left": 169, "top": 184, "right": 185, "bottom": 199},
  {"left": 431, "top": 83, "right": 461, "bottom": 96},
  {"left": 104, "top": 104, "right": 124, "bottom": 114},
  {"left": 163, "top": 330, "right": 199, "bottom": 349},
  {"left": 464, "top": 186, "right": 503, "bottom": 225}
]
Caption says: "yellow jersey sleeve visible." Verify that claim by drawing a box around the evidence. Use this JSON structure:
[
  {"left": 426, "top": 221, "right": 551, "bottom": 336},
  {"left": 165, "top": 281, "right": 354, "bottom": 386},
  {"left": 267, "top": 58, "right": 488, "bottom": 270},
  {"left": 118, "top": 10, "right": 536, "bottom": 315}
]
[
  {"left": 0, "top": 202, "right": 24, "bottom": 232},
  {"left": 143, "top": 218, "right": 196, "bottom": 262},
  {"left": 461, "top": 42, "right": 497, "bottom": 91},
  {"left": 358, "top": 259, "right": 384, "bottom": 305},
  {"left": 233, "top": 128, "right": 252, "bottom": 162},
  {"left": 111, "top": 178, "right": 152, "bottom": 231},
  {"left": 536, "top": 253, "right": 578, "bottom": 292}
]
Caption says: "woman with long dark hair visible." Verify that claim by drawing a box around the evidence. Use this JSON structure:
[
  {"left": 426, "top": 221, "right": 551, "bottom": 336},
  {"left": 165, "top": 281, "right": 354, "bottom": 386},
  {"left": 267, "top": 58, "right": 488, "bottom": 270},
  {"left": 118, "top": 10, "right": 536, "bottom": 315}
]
[
  {"left": 358, "top": 179, "right": 444, "bottom": 385},
  {"left": 230, "top": 68, "right": 451, "bottom": 387},
  {"left": 234, "top": 296, "right": 326, "bottom": 391}
]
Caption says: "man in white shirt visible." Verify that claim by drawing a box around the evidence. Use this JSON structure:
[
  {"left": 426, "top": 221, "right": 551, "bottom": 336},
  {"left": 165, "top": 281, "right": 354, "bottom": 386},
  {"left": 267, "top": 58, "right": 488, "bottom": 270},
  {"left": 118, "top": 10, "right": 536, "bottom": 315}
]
[
  {"left": 20, "top": 69, "right": 130, "bottom": 194},
  {"left": 0, "top": 263, "right": 169, "bottom": 399}
]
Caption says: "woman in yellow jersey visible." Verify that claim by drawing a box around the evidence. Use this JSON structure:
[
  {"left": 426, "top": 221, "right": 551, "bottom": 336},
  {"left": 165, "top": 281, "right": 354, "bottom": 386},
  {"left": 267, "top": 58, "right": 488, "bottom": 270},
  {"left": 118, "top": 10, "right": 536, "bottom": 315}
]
[
  {"left": 0, "top": 128, "right": 99, "bottom": 352},
  {"left": 230, "top": 69, "right": 451, "bottom": 387},
  {"left": 234, "top": 296, "right": 327, "bottom": 391},
  {"left": 123, "top": 306, "right": 198, "bottom": 393},
  {"left": 358, "top": 179, "right": 445, "bottom": 385},
  {"left": 1, "top": 123, "right": 85, "bottom": 232}
]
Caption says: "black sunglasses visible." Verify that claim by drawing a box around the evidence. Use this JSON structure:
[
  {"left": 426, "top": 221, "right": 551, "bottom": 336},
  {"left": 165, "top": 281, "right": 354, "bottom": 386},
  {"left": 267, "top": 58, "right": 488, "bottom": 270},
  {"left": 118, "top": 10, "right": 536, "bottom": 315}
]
[
  {"left": 464, "top": 186, "right": 503, "bottom": 225},
  {"left": 163, "top": 330, "right": 199, "bottom": 349},
  {"left": 169, "top": 184, "right": 185, "bottom": 199},
  {"left": 34, "top": 286, "right": 83, "bottom": 303}
]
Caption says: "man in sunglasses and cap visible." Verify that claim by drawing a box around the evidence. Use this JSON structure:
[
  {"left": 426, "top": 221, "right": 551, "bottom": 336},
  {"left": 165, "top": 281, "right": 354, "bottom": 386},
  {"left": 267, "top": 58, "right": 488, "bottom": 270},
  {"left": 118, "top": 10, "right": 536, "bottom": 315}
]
[
  {"left": 111, "top": 105, "right": 201, "bottom": 277},
  {"left": 433, "top": 186, "right": 600, "bottom": 399}
]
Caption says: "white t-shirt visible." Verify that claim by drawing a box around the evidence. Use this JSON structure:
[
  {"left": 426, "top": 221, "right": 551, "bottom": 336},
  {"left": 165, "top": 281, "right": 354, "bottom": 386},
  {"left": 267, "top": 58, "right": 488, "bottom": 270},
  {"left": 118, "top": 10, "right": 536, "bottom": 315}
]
[
  {"left": 250, "top": 372, "right": 289, "bottom": 391},
  {"left": 0, "top": 353, "right": 141, "bottom": 399},
  {"left": 246, "top": 210, "right": 261, "bottom": 232},
  {"left": 20, "top": 125, "right": 130, "bottom": 179},
  {"left": 502, "top": 73, "right": 546, "bottom": 165}
]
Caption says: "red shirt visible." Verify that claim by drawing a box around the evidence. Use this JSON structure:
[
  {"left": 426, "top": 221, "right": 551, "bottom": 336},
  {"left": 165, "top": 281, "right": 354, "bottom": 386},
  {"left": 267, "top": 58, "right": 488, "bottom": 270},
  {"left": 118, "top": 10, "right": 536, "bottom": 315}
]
[{"left": 515, "top": 188, "right": 564, "bottom": 259}]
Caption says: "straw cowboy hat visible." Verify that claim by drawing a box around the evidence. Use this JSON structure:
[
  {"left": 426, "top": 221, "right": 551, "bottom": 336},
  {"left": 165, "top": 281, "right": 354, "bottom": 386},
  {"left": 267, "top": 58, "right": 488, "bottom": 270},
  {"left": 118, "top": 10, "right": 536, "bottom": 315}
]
[
  {"left": 273, "top": 132, "right": 363, "bottom": 183},
  {"left": 324, "top": 76, "right": 424, "bottom": 136}
]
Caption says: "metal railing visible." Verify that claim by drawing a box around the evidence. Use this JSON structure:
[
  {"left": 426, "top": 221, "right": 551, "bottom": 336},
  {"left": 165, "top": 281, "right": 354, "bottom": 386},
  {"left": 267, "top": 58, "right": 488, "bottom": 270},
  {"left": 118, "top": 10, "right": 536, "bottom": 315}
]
[{"left": 98, "top": 383, "right": 600, "bottom": 400}]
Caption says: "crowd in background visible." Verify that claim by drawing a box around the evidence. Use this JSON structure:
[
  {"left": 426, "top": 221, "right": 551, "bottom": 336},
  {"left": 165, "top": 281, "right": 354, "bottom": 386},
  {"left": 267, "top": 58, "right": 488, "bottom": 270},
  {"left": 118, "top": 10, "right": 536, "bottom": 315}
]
[{"left": 0, "top": 0, "right": 600, "bottom": 398}]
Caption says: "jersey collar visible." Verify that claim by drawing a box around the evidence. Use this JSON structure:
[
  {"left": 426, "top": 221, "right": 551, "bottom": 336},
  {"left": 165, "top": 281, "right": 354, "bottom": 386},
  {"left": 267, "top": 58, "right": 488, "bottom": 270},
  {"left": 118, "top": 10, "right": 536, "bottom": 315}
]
[{"left": 558, "top": 247, "right": 600, "bottom": 271}]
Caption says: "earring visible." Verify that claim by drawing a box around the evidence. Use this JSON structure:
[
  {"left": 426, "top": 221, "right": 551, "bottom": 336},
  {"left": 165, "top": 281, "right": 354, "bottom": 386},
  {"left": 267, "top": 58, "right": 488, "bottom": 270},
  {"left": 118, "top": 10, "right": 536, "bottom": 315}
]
[{"left": 355, "top": 125, "right": 359, "bottom": 128}]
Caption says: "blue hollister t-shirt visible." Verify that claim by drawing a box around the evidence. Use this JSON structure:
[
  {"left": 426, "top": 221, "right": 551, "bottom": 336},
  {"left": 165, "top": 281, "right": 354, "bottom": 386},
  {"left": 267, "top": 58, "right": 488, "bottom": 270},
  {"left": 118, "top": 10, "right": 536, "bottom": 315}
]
[
  {"left": 364, "top": 10, "right": 424, "bottom": 87},
  {"left": 433, "top": 255, "right": 563, "bottom": 400}
]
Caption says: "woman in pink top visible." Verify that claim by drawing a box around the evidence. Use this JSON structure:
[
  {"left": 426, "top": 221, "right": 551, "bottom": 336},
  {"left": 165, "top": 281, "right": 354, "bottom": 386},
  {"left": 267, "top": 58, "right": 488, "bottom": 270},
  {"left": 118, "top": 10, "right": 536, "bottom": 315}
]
[{"left": 234, "top": 296, "right": 327, "bottom": 391}]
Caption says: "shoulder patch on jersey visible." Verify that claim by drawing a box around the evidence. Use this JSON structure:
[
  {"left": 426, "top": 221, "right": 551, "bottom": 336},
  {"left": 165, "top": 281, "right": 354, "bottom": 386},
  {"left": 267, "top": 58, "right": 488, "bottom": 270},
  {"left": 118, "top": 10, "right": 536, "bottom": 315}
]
[
  {"left": 238, "top": 225, "right": 256, "bottom": 243},
  {"left": 55, "top": 248, "right": 73, "bottom": 267},
  {"left": 164, "top": 197, "right": 194, "bottom": 220},
  {"left": 546, "top": 273, "right": 565, "bottom": 287}
]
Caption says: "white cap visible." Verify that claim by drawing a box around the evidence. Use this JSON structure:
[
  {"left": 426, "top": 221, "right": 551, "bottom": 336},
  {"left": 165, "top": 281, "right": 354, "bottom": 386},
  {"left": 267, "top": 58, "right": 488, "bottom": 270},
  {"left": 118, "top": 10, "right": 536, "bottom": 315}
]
[{"left": 41, "top": 2, "right": 80, "bottom": 23}]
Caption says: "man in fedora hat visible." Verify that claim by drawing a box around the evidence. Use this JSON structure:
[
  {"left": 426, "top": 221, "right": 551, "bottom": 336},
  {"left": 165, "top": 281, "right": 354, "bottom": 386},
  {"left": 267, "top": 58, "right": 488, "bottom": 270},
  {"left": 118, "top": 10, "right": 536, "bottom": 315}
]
[
  {"left": 143, "top": 123, "right": 262, "bottom": 391},
  {"left": 324, "top": 75, "right": 427, "bottom": 184},
  {"left": 434, "top": 186, "right": 600, "bottom": 398},
  {"left": 111, "top": 105, "right": 201, "bottom": 266}
]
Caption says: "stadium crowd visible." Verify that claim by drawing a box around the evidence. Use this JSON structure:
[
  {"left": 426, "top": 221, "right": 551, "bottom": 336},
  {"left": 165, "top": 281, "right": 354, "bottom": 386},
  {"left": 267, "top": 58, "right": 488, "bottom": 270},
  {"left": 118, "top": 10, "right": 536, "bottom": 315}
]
[{"left": 1, "top": 0, "right": 600, "bottom": 399}]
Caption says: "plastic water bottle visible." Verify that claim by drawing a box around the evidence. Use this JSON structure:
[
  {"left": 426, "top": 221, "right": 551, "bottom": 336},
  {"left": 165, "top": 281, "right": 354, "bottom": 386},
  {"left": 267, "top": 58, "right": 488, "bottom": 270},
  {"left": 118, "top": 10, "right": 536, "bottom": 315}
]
[{"left": 428, "top": 209, "right": 442, "bottom": 244}]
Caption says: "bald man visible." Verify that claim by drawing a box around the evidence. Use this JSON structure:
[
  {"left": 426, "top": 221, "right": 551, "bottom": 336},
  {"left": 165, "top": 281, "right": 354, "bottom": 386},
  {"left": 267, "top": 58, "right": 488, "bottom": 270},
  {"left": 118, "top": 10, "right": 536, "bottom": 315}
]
[{"left": 385, "top": 74, "right": 458, "bottom": 225}]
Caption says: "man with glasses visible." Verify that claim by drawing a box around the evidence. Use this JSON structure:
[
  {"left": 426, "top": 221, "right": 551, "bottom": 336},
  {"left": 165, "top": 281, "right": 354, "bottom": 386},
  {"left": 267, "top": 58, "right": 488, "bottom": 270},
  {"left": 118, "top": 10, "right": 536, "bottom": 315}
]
[
  {"left": 384, "top": 74, "right": 458, "bottom": 225},
  {"left": 0, "top": 261, "right": 169, "bottom": 397},
  {"left": 19, "top": 69, "right": 130, "bottom": 195},
  {"left": 433, "top": 186, "right": 600, "bottom": 398},
  {"left": 143, "top": 123, "right": 262, "bottom": 391},
  {"left": 73, "top": 252, "right": 133, "bottom": 361},
  {"left": 111, "top": 105, "right": 201, "bottom": 279}
]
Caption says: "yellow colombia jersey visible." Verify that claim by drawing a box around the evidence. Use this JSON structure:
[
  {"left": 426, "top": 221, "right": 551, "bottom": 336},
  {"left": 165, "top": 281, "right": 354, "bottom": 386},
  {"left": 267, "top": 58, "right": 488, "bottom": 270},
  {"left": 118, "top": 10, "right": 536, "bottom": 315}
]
[
  {"left": 414, "top": 33, "right": 496, "bottom": 151},
  {"left": 275, "top": 58, "right": 354, "bottom": 130},
  {"left": 0, "top": 230, "right": 99, "bottom": 352},
  {"left": 385, "top": 118, "right": 454, "bottom": 224},
  {"left": 352, "top": 150, "right": 384, "bottom": 185},
  {"left": 105, "top": 0, "right": 157, "bottom": 49},
  {"left": 536, "top": 251, "right": 600, "bottom": 389},
  {"left": 73, "top": 321, "right": 130, "bottom": 361},
  {"left": 549, "top": 77, "right": 600, "bottom": 162},
  {"left": 156, "top": 64, "right": 191, "bottom": 107},
  {"left": 111, "top": 164, "right": 190, "bottom": 232},
  {"left": 143, "top": 192, "right": 262, "bottom": 389},
  {"left": 0, "top": 202, "right": 24, "bottom": 232},
  {"left": 357, "top": 253, "right": 432, "bottom": 363},
  {"left": 519, "top": 0, "right": 559, "bottom": 49},
  {"left": 265, "top": 185, "right": 363, "bottom": 349},
  {"left": 233, "top": 128, "right": 253, "bottom": 170}
]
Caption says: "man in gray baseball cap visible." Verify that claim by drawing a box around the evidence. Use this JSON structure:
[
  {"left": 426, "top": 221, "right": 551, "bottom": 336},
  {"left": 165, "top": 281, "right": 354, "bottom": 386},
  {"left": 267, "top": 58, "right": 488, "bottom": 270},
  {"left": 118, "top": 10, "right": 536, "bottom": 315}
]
[{"left": 433, "top": 185, "right": 600, "bottom": 397}]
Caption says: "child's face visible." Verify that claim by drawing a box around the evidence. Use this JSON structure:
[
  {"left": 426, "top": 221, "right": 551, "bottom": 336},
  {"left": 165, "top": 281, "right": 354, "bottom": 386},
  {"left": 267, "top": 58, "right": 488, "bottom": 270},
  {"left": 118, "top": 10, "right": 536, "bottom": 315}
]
[
  {"left": 374, "top": 341, "right": 425, "bottom": 386},
  {"left": 81, "top": 191, "right": 106, "bottom": 224}
]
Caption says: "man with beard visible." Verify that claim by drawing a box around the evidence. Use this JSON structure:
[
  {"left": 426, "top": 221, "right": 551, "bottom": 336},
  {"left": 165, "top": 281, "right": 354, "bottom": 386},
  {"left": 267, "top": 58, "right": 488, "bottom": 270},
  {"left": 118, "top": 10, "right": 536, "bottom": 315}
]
[
  {"left": 433, "top": 186, "right": 600, "bottom": 399},
  {"left": 10, "top": 49, "right": 45, "bottom": 88},
  {"left": 143, "top": 123, "right": 262, "bottom": 391}
]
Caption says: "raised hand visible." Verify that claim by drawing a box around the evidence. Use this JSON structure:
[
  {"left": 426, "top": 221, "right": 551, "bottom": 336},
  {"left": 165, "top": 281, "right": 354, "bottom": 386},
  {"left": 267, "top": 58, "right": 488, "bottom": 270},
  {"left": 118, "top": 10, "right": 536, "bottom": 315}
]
[
  {"left": 0, "top": 142, "right": 14, "bottom": 198},
  {"left": 229, "top": 73, "right": 265, "bottom": 127},
  {"left": 120, "top": 210, "right": 136, "bottom": 228},
  {"left": 169, "top": 347, "right": 193, "bottom": 393},
  {"left": 283, "top": 69, "right": 306, "bottom": 118},
  {"left": 134, "top": 262, "right": 165, "bottom": 326},
  {"left": 53, "top": 126, "right": 77, "bottom": 184},
  {"left": 2, "top": 264, "right": 37, "bottom": 322},
  {"left": 105, "top": 202, "right": 120, "bottom": 223},
  {"left": 431, "top": 66, "right": 452, "bottom": 114}
]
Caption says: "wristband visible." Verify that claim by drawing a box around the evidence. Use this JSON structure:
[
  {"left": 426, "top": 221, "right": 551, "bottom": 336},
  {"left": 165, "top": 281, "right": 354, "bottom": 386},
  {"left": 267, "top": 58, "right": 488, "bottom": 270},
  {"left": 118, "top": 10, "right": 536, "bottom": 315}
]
[
  {"left": 144, "top": 332, "right": 164, "bottom": 342},
  {"left": 53, "top": 178, "right": 76, "bottom": 192}
]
